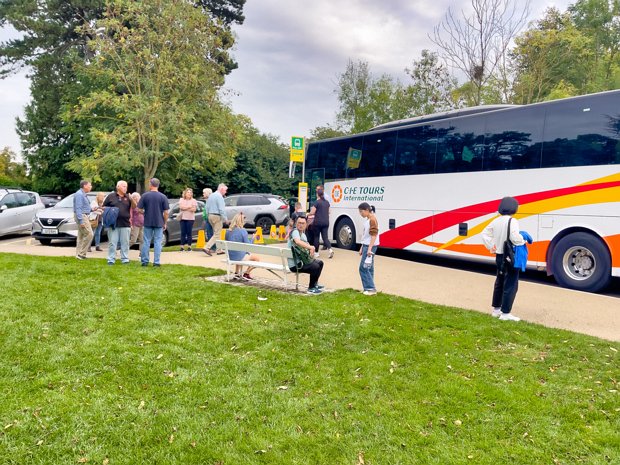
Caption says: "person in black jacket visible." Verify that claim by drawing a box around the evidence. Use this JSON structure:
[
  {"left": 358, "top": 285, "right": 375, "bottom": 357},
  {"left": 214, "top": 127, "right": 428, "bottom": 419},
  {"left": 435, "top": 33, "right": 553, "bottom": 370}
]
[
  {"left": 103, "top": 180, "right": 135, "bottom": 265},
  {"left": 309, "top": 185, "right": 334, "bottom": 259}
]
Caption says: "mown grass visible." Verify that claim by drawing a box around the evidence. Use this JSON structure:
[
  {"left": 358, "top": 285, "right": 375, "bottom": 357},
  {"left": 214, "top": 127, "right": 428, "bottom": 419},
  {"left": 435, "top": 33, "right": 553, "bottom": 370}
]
[{"left": 0, "top": 253, "right": 618, "bottom": 465}]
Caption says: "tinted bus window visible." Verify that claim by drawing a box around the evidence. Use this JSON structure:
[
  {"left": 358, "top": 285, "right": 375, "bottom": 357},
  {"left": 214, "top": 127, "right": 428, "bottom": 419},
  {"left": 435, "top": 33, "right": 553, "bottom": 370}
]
[
  {"left": 319, "top": 136, "right": 362, "bottom": 181},
  {"left": 305, "top": 142, "right": 320, "bottom": 170},
  {"left": 436, "top": 117, "right": 485, "bottom": 173},
  {"left": 484, "top": 106, "right": 544, "bottom": 170},
  {"left": 347, "top": 131, "right": 396, "bottom": 178},
  {"left": 395, "top": 125, "right": 437, "bottom": 175},
  {"left": 542, "top": 94, "right": 620, "bottom": 167}
]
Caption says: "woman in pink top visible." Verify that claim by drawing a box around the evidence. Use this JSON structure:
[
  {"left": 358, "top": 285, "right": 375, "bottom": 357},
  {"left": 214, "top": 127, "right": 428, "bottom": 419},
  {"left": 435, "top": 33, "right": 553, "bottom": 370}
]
[
  {"left": 179, "top": 188, "right": 197, "bottom": 251},
  {"left": 130, "top": 192, "right": 144, "bottom": 249}
]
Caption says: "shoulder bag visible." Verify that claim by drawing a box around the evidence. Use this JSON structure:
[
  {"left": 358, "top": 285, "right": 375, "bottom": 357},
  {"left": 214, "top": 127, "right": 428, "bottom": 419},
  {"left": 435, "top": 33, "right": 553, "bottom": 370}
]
[{"left": 502, "top": 217, "right": 515, "bottom": 271}]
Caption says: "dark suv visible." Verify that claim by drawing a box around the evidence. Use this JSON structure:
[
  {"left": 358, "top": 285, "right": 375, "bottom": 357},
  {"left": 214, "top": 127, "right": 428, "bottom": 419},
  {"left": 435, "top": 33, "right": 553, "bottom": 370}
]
[{"left": 224, "top": 194, "right": 289, "bottom": 231}]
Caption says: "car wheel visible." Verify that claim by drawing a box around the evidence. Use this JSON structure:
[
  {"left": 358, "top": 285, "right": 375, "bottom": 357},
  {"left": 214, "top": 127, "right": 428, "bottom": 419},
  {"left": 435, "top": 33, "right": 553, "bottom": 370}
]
[
  {"left": 255, "top": 216, "right": 275, "bottom": 232},
  {"left": 551, "top": 232, "right": 611, "bottom": 292},
  {"left": 38, "top": 239, "right": 52, "bottom": 246},
  {"left": 334, "top": 217, "right": 356, "bottom": 250}
]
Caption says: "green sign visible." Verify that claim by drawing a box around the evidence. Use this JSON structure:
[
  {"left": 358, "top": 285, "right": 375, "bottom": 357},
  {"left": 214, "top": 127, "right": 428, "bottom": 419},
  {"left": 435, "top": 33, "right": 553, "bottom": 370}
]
[{"left": 291, "top": 136, "right": 304, "bottom": 150}]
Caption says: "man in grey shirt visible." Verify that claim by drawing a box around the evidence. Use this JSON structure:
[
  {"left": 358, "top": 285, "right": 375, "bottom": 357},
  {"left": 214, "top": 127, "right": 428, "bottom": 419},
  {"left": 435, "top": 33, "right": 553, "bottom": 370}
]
[{"left": 203, "top": 183, "right": 227, "bottom": 255}]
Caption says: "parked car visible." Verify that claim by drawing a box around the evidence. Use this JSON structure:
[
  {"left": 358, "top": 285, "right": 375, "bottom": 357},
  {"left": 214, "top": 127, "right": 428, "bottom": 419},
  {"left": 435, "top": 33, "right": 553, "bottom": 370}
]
[
  {"left": 40, "top": 194, "right": 63, "bottom": 208},
  {"left": 224, "top": 193, "right": 289, "bottom": 231},
  {"left": 31, "top": 192, "right": 111, "bottom": 245},
  {"left": 163, "top": 199, "right": 206, "bottom": 247},
  {"left": 0, "top": 188, "right": 46, "bottom": 237}
]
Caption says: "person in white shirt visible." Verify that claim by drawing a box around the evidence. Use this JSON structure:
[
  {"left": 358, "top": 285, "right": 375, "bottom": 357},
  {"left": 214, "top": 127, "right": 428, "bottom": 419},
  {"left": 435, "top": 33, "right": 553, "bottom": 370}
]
[{"left": 481, "top": 196, "right": 525, "bottom": 321}]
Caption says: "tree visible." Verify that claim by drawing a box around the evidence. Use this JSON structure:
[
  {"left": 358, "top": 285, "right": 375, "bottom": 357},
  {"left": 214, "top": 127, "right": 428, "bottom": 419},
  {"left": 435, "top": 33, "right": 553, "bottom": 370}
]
[
  {"left": 0, "top": 147, "right": 30, "bottom": 188},
  {"left": 65, "top": 0, "right": 244, "bottom": 190},
  {"left": 0, "top": 0, "right": 246, "bottom": 193},
  {"left": 431, "top": 0, "right": 531, "bottom": 104}
]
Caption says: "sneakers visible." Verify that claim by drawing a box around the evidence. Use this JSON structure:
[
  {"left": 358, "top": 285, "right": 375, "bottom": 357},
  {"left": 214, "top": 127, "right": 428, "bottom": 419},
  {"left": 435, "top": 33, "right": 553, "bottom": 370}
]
[
  {"left": 491, "top": 308, "right": 502, "bottom": 318},
  {"left": 141, "top": 262, "right": 148, "bottom": 267},
  {"left": 314, "top": 253, "right": 320, "bottom": 258},
  {"left": 307, "top": 286, "right": 323, "bottom": 295},
  {"left": 499, "top": 313, "right": 521, "bottom": 321},
  {"left": 242, "top": 273, "right": 253, "bottom": 280},
  {"left": 363, "top": 290, "right": 377, "bottom": 296},
  {"left": 315, "top": 284, "right": 325, "bottom": 290},
  {"left": 328, "top": 249, "right": 334, "bottom": 259},
  {"left": 203, "top": 249, "right": 213, "bottom": 256},
  {"left": 95, "top": 246, "right": 102, "bottom": 251},
  {"left": 76, "top": 255, "right": 86, "bottom": 260}
]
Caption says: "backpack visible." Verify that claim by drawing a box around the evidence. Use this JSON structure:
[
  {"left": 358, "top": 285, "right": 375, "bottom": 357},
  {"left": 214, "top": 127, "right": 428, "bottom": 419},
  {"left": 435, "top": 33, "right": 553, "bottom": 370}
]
[{"left": 102, "top": 207, "right": 120, "bottom": 229}]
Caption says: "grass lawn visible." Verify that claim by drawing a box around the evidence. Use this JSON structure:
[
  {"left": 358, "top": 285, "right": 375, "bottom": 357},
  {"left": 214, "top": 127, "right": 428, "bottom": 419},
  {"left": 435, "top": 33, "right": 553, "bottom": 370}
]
[{"left": 0, "top": 253, "right": 618, "bottom": 464}]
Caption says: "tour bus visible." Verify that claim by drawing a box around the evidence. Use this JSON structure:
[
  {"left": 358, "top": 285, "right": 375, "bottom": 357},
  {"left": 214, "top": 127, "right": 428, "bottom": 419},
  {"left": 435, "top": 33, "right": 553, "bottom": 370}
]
[{"left": 304, "top": 90, "right": 620, "bottom": 292}]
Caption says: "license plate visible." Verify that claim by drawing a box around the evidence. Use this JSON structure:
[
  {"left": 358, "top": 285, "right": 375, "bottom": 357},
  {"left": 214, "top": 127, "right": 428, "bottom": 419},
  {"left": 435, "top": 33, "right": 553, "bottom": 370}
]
[{"left": 42, "top": 228, "right": 58, "bottom": 235}]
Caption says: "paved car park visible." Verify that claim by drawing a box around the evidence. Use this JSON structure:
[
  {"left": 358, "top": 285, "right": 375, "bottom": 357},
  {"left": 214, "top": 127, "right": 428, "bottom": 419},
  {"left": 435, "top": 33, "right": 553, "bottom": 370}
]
[{"left": 1, "top": 233, "right": 618, "bottom": 342}]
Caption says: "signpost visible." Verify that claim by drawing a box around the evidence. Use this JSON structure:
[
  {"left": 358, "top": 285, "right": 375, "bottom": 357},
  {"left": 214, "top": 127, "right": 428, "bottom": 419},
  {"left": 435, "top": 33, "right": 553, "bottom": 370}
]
[
  {"left": 290, "top": 136, "right": 304, "bottom": 163},
  {"left": 290, "top": 136, "right": 307, "bottom": 208}
]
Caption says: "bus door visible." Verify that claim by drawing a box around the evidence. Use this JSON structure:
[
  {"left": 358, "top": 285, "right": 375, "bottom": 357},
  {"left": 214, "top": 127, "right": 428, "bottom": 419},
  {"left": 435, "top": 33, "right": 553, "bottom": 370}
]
[{"left": 307, "top": 168, "right": 325, "bottom": 207}]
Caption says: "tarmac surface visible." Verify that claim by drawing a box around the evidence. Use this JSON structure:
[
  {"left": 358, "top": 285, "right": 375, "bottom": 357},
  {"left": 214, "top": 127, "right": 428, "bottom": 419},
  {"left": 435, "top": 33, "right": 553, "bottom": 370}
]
[{"left": 1, "top": 236, "right": 618, "bottom": 342}]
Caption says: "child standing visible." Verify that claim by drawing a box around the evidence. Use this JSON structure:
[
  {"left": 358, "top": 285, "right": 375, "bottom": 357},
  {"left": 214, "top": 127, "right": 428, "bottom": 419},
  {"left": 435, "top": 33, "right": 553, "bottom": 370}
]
[
  {"left": 481, "top": 196, "right": 526, "bottom": 321},
  {"left": 358, "top": 202, "right": 379, "bottom": 296}
]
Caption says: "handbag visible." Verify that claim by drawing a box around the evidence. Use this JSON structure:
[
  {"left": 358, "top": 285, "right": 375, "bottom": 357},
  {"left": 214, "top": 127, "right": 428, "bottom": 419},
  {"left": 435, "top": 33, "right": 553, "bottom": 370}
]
[{"left": 502, "top": 217, "right": 515, "bottom": 271}]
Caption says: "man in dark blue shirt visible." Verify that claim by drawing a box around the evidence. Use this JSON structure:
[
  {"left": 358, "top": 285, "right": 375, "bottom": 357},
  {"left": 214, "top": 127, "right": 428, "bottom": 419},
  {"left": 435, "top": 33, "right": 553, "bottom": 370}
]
[{"left": 138, "top": 178, "right": 169, "bottom": 267}]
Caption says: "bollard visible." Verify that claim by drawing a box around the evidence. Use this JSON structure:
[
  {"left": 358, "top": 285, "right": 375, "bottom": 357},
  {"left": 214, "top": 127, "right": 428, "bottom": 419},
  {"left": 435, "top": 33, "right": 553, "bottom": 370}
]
[
  {"left": 196, "top": 230, "right": 205, "bottom": 249},
  {"left": 254, "top": 227, "right": 265, "bottom": 244}
]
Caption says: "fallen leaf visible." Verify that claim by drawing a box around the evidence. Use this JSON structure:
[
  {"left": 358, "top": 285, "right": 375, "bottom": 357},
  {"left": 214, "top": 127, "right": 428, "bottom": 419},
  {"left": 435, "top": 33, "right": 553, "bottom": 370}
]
[
  {"left": 103, "top": 459, "right": 109, "bottom": 465},
  {"left": 77, "top": 458, "right": 88, "bottom": 464},
  {"left": 454, "top": 420, "right": 462, "bottom": 426},
  {"left": 277, "top": 386, "right": 288, "bottom": 391},
  {"left": 169, "top": 434, "right": 174, "bottom": 444},
  {"left": 138, "top": 401, "right": 145, "bottom": 409},
  {"left": 156, "top": 354, "right": 163, "bottom": 360},
  {"left": 357, "top": 451, "right": 365, "bottom": 465}
]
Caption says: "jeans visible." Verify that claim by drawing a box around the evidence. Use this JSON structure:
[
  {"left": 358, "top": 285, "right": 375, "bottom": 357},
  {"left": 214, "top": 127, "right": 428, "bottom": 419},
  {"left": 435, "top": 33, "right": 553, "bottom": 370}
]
[
  {"left": 141, "top": 227, "right": 164, "bottom": 265},
  {"left": 205, "top": 220, "right": 215, "bottom": 251},
  {"left": 359, "top": 244, "right": 378, "bottom": 291},
  {"left": 492, "top": 254, "right": 520, "bottom": 313},
  {"left": 180, "top": 219, "right": 194, "bottom": 246},
  {"left": 93, "top": 223, "right": 103, "bottom": 246},
  {"left": 107, "top": 227, "right": 131, "bottom": 263}
]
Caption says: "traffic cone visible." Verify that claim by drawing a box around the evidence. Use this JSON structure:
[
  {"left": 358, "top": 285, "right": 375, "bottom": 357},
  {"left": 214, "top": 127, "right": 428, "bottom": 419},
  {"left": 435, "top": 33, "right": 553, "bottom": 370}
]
[
  {"left": 278, "top": 225, "right": 286, "bottom": 241},
  {"left": 196, "top": 230, "right": 205, "bottom": 249},
  {"left": 269, "top": 225, "right": 277, "bottom": 240},
  {"left": 254, "top": 227, "right": 265, "bottom": 244}
]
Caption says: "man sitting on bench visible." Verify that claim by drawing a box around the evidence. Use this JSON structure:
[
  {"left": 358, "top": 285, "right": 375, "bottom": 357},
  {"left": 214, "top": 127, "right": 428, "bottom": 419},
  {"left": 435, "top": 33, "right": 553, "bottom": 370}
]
[
  {"left": 288, "top": 215, "right": 324, "bottom": 294},
  {"left": 226, "top": 212, "right": 260, "bottom": 280}
]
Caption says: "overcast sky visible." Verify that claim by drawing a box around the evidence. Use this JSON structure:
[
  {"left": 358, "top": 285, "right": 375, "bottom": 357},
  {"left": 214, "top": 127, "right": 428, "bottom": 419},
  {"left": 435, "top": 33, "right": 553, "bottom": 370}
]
[{"left": 0, "top": 0, "right": 572, "bottom": 156}]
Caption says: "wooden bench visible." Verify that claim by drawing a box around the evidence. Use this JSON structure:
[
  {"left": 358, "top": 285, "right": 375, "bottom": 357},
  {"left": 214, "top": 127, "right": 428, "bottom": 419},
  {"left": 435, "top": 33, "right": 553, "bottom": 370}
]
[{"left": 216, "top": 240, "right": 300, "bottom": 289}]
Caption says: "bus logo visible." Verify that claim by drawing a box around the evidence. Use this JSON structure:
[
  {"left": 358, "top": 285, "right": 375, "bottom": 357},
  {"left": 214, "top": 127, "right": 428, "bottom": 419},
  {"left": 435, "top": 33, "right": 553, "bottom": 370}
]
[{"left": 331, "top": 184, "right": 343, "bottom": 203}]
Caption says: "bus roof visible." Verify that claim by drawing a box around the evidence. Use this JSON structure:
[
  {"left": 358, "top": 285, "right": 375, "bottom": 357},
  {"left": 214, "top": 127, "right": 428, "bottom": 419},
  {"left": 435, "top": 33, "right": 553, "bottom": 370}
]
[{"left": 368, "top": 104, "right": 518, "bottom": 131}]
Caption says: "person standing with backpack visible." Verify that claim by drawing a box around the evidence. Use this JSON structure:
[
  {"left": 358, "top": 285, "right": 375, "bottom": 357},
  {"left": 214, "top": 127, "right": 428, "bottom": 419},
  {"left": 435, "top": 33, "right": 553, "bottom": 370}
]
[{"left": 481, "top": 196, "right": 526, "bottom": 321}]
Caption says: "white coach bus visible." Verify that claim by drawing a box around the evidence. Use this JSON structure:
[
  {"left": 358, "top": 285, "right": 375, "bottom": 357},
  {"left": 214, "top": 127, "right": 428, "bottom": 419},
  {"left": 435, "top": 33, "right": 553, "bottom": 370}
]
[{"left": 304, "top": 90, "right": 620, "bottom": 292}]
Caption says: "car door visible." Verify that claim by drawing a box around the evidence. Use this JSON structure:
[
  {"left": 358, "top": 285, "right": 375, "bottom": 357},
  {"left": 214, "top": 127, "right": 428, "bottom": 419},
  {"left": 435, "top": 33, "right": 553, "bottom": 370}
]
[
  {"left": 224, "top": 196, "right": 240, "bottom": 221},
  {"left": 15, "top": 193, "right": 38, "bottom": 230},
  {"left": 0, "top": 193, "right": 21, "bottom": 234}
]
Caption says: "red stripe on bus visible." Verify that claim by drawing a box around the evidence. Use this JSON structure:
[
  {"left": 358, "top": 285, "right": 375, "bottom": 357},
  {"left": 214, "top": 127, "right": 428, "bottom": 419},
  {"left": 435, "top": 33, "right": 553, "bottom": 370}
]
[{"left": 379, "top": 181, "right": 620, "bottom": 249}]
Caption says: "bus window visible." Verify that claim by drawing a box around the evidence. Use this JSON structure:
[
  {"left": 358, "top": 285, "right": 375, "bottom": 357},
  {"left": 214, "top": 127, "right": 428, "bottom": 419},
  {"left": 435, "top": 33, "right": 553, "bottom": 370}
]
[
  {"left": 395, "top": 125, "right": 437, "bottom": 175},
  {"left": 320, "top": 137, "right": 361, "bottom": 181},
  {"left": 305, "top": 143, "right": 321, "bottom": 170},
  {"left": 542, "top": 94, "right": 620, "bottom": 167},
  {"left": 484, "top": 106, "right": 544, "bottom": 171},
  {"left": 348, "top": 131, "right": 396, "bottom": 178},
  {"left": 436, "top": 118, "right": 485, "bottom": 173}
]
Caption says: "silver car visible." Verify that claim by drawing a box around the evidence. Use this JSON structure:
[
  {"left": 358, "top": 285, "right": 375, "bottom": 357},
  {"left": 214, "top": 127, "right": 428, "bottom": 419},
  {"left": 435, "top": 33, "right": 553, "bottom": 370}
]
[
  {"left": 31, "top": 192, "right": 111, "bottom": 245},
  {"left": 224, "top": 193, "right": 289, "bottom": 231},
  {"left": 0, "top": 188, "right": 45, "bottom": 237}
]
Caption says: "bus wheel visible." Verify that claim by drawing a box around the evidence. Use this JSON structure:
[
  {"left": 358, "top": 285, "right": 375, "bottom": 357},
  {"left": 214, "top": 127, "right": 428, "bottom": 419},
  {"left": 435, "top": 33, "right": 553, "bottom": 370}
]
[
  {"left": 551, "top": 232, "right": 611, "bottom": 292},
  {"left": 335, "top": 217, "right": 356, "bottom": 250}
]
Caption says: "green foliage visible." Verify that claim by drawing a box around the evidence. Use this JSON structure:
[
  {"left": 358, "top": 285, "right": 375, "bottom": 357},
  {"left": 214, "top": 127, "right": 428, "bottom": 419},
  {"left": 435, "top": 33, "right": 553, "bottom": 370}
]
[
  {"left": 64, "top": 0, "right": 243, "bottom": 190},
  {"left": 0, "top": 146, "right": 30, "bottom": 188},
  {"left": 307, "top": 125, "right": 347, "bottom": 142},
  {"left": 0, "top": 253, "right": 618, "bottom": 464}
]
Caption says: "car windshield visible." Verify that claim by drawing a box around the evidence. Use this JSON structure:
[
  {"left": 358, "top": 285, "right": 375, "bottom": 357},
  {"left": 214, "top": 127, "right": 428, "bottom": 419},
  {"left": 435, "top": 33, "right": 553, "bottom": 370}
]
[{"left": 54, "top": 195, "right": 75, "bottom": 208}]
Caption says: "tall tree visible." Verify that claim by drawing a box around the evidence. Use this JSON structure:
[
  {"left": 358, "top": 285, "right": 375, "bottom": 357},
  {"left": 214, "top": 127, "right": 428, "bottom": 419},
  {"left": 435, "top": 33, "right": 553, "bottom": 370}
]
[
  {"left": 65, "top": 0, "right": 243, "bottom": 190},
  {"left": 431, "top": 0, "right": 531, "bottom": 105},
  {"left": 0, "top": 146, "right": 29, "bottom": 187}
]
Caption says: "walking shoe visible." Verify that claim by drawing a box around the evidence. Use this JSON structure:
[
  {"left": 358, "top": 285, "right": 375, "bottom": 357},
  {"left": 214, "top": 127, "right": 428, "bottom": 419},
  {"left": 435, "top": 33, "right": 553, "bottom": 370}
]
[
  {"left": 203, "top": 249, "right": 213, "bottom": 256},
  {"left": 491, "top": 308, "right": 502, "bottom": 318},
  {"left": 153, "top": 263, "right": 161, "bottom": 267},
  {"left": 216, "top": 250, "right": 225, "bottom": 255},
  {"left": 307, "top": 286, "right": 323, "bottom": 295},
  {"left": 107, "top": 261, "right": 114, "bottom": 265},
  {"left": 314, "top": 252, "right": 320, "bottom": 258},
  {"left": 76, "top": 255, "right": 86, "bottom": 260},
  {"left": 242, "top": 273, "right": 253, "bottom": 280},
  {"left": 362, "top": 290, "right": 377, "bottom": 296},
  {"left": 96, "top": 246, "right": 102, "bottom": 251},
  {"left": 328, "top": 249, "right": 334, "bottom": 259},
  {"left": 141, "top": 262, "right": 148, "bottom": 267},
  {"left": 499, "top": 313, "right": 520, "bottom": 321},
  {"left": 315, "top": 284, "right": 325, "bottom": 290}
]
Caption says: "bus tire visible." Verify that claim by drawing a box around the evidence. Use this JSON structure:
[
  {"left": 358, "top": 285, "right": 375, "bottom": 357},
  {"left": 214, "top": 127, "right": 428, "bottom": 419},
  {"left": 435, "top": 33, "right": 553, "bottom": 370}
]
[
  {"left": 334, "top": 217, "right": 356, "bottom": 250},
  {"left": 551, "top": 232, "right": 611, "bottom": 293}
]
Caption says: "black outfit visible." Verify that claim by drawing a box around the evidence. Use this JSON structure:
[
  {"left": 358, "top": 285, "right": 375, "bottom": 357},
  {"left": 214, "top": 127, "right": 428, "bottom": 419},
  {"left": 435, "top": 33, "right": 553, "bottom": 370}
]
[
  {"left": 291, "top": 259, "right": 324, "bottom": 289},
  {"left": 492, "top": 254, "right": 520, "bottom": 313},
  {"left": 312, "top": 197, "right": 331, "bottom": 252},
  {"left": 103, "top": 193, "right": 132, "bottom": 228}
]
